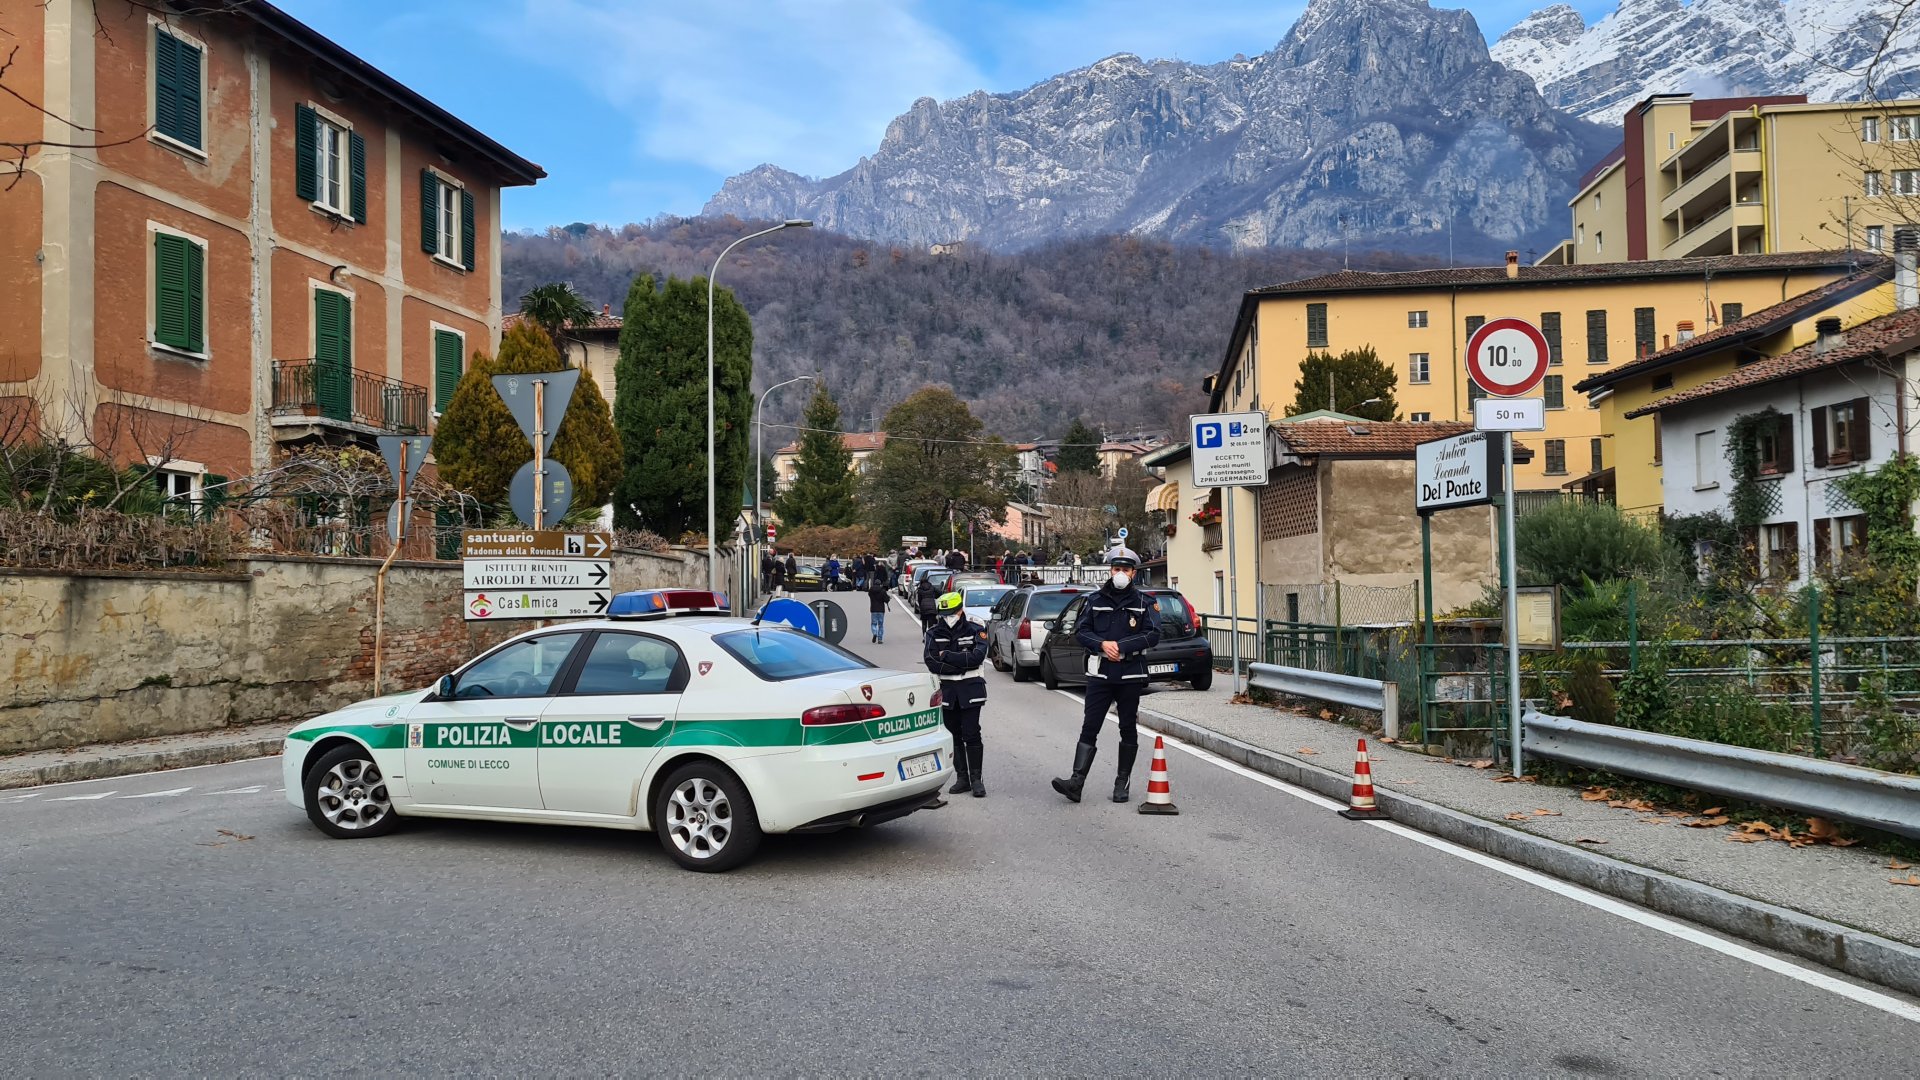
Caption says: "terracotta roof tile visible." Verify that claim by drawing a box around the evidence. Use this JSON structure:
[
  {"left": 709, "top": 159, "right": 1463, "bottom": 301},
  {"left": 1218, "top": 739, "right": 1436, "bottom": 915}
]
[
  {"left": 503, "top": 311, "right": 623, "bottom": 331},
  {"left": 1257, "top": 250, "right": 1871, "bottom": 298},
  {"left": 1273, "top": 417, "right": 1475, "bottom": 457},
  {"left": 1624, "top": 306, "right": 1920, "bottom": 418},
  {"left": 1574, "top": 267, "right": 1891, "bottom": 391},
  {"left": 774, "top": 432, "right": 888, "bottom": 455}
]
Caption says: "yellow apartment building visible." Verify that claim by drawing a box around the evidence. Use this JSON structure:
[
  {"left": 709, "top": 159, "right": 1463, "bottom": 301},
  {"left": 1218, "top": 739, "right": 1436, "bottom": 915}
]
[
  {"left": 1575, "top": 267, "right": 1898, "bottom": 517},
  {"left": 1207, "top": 251, "right": 1866, "bottom": 497},
  {"left": 1546, "top": 92, "right": 1920, "bottom": 265}
]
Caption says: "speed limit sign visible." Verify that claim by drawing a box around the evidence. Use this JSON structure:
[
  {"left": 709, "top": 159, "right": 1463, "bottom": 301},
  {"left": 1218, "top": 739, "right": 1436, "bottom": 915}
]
[{"left": 1466, "top": 318, "right": 1550, "bottom": 398}]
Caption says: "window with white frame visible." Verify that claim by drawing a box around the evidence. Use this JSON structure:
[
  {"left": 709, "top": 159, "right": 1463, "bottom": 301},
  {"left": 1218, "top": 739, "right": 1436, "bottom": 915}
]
[
  {"left": 438, "top": 181, "right": 460, "bottom": 264},
  {"left": 1898, "top": 170, "right": 1920, "bottom": 196},
  {"left": 314, "top": 116, "right": 347, "bottom": 215},
  {"left": 1761, "top": 522, "right": 1799, "bottom": 580},
  {"left": 1893, "top": 115, "right": 1918, "bottom": 141},
  {"left": 1694, "top": 430, "right": 1717, "bottom": 488},
  {"left": 1409, "top": 352, "right": 1430, "bottom": 384},
  {"left": 1863, "top": 116, "right": 1882, "bottom": 143},
  {"left": 1868, "top": 224, "right": 1886, "bottom": 252},
  {"left": 1595, "top": 231, "right": 1604, "bottom": 255},
  {"left": 154, "top": 469, "right": 199, "bottom": 515},
  {"left": 1410, "top": 411, "right": 1432, "bottom": 422},
  {"left": 1866, "top": 170, "right": 1885, "bottom": 197},
  {"left": 1407, "top": 310, "right": 1428, "bottom": 328}
]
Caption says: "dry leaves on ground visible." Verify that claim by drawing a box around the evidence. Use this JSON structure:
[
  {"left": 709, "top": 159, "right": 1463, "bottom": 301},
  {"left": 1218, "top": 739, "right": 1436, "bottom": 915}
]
[
  {"left": 1700, "top": 807, "right": 1724, "bottom": 816},
  {"left": 1468, "top": 759, "right": 1495, "bottom": 770},
  {"left": 1506, "top": 813, "right": 1532, "bottom": 821},
  {"left": 1892, "top": 875, "right": 1920, "bottom": 887},
  {"left": 1379, "top": 736, "right": 1398, "bottom": 744},
  {"left": 1580, "top": 787, "right": 1614, "bottom": 801},
  {"left": 1228, "top": 693, "right": 1254, "bottom": 705},
  {"left": 1891, "top": 859, "right": 1915, "bottom": 870},
  {"left": 1721, "top": 817, "right": 1859, "bottom": 848},
  {"left": 1574, "top": 837, "right": 1609, "bottom": 845},
  {"left": 1681, "top": 816, "right": 1731, "bottom": 828},
  {"left": 1296, "top": 747, "right": 1317, "bottom": 755},
  {"left": 1532, "top": 809, "right": 1561, "bottom": 816}
]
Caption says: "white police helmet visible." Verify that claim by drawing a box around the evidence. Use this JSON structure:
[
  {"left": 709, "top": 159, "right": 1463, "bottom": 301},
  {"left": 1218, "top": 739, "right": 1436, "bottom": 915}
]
[{"left": 1105, "top": 545, "right": 1140, "bottom": 569}]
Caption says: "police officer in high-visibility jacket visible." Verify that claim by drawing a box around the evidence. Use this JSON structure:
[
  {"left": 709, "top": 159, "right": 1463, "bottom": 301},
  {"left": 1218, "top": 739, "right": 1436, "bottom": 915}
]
[
  {"left": 1052, "top": 546, "right": 1159, "bottom": 803},
  {"left": 924, "top": 590, "right": 989, "bottom": 798}
]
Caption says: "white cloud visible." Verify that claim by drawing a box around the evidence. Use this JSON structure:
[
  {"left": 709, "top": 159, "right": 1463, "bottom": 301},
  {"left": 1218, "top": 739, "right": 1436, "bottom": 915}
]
[{"left": 498, "top": 0, "right": 987, "bottom": 179}]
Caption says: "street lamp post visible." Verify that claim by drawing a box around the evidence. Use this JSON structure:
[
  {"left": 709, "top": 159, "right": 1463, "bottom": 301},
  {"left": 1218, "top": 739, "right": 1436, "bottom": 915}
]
[
  {"left": 756, "top": 372, "right": 816, "bottom": 580},
  {"left": 708, "top": 219, "right": 812, "bottom": 592}
]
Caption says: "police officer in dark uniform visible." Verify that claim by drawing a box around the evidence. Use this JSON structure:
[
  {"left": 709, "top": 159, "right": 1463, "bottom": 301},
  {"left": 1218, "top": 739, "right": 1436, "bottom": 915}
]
[
  {"left": 1051, "top": 546, "right": 1159, "bottom": 803},
  {"left": 925, "top": 591, "right": 989, "bottom": 798}
]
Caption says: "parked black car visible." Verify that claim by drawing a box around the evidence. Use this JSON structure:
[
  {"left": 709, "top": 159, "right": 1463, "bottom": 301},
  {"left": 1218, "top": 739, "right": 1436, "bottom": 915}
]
[{"left": 1036, "top": 588, "right": 1213, "bottom": 691}]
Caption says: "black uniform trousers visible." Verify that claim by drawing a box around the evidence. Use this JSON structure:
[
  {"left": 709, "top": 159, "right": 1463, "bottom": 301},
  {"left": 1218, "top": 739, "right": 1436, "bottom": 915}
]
[
  {"left": 1078, "top": 677, "right": 1143, "bottom": 751},
  {"left": 941, "top": 676, "right": 985, "bottom": 758}
]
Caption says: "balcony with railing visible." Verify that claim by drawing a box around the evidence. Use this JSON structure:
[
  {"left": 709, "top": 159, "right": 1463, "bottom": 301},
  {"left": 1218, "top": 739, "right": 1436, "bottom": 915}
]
[{"left": 270, "top": 359, "right": 429, "bottom": 439}]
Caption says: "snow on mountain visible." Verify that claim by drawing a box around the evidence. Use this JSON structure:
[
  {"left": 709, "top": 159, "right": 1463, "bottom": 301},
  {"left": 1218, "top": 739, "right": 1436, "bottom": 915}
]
[{"left": 1492, "top": 0, "right": 1920, "bottom": 124}]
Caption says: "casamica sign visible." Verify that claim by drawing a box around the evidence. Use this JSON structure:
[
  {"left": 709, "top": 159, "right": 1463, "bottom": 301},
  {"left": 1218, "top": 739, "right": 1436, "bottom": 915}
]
[{"left": 1415, "top": 430, "right": 1501, "bottom": 514}]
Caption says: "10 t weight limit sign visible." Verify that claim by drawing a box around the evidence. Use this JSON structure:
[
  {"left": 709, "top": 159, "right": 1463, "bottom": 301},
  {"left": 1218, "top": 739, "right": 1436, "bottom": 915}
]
[{"left": 1465, "top": 318, "right": 1550, "bottom": 398}]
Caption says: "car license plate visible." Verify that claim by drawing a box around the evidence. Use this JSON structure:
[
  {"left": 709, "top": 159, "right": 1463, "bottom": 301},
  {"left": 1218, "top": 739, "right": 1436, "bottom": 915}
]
[
  {"left": 1149, "top": 663, "right": 1178, "bottom": 674},
  {"left": 898, "top": 752, "right": 940, "bottom": 781}
]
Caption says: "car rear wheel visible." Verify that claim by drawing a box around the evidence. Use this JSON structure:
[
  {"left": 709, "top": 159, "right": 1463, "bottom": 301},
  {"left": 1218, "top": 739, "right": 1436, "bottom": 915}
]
[
  {"left": 303, "top": 744, "right": 399, "bottom": 839},
  {"left": 654, "top": 762, "right": 762, "bottom": 873},
  {"left": 1011, "top": 658, "right": 1032, "bottom": 682},
  {"left": 1041, "top": 655, "right": 1061, "bottom": 690},
  {"left": 1189, "top": 668, "right": 1214, "bottom": 692},
  {"left": 989, "top": 641, "right": 1010, "bottom": 672}
]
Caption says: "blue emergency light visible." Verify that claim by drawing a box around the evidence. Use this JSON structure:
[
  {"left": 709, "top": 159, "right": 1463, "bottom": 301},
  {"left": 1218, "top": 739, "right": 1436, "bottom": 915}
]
[{"left": 607, "top": 589, "right": 730, "bottom": 619}]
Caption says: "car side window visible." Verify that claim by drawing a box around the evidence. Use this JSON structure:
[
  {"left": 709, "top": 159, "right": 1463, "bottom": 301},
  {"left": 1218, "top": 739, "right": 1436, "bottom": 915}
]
[
  {"left": 1058, "top": 597, "right": 1085, "bottom": 628},
  {"left": 567, "top": 632, "right": 687, "bottom": 696},
  {"left": 454, "top": 632, "right": 586, "bottom": 699}
]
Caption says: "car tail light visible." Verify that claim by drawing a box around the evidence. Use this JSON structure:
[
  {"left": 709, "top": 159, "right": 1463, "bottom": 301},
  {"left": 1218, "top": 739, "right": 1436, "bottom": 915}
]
[
  {"left": 1017, "top": 619, "right": 1031, "bottom": 640},
  {"left": 1185, "top": 598, "right": 1201, "bottom": 632},
  {"left": 800, "top": 703, "right": 885, "bottom": 727},
  {"left": 929, "top": 689, "right": 943, "bottom": 708}
]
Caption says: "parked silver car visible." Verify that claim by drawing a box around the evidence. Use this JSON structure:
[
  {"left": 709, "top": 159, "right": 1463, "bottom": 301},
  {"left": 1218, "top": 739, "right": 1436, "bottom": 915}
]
[{"left": 984, "top": 583, "right": 1090, "bottom": 683}]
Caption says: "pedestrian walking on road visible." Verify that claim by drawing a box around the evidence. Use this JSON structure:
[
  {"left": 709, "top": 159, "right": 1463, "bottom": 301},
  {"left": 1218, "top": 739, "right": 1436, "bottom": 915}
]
[
  {"left": 826, "top": 553, "right": 842, "bottom": 591},
  {"left": 770, "top": 555, "right": 787, "bottom": 595},
  {"left": 925, "top": 590, "right": 989, "bottom": 798},
  {"left": 760, "top": 551, "right": 775, "bottom": 593},
  {"left": 945, "top": 548, "right": 967, "bottom": 572},
  {"left": 784, "top": 552, "right": 799, "bottom": 590},
  {"left": 1052, "top": 546, "right": 1159, "bottom": 804},
  {"left": 915, "top": 573, "right": 940, "bottom": 630},
  {"left": 867, "top": 563, "right": 891, "bottom": 643}
]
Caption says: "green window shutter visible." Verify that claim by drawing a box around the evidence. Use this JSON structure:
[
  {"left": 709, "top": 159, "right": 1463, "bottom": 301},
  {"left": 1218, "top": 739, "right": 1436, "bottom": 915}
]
[
  {"left": 294, "top": 103, "right": 317, "bottom": 202},
  {"left": 420, "top": 170, "right": 439, "bottom": 254},
  {"left": 460, "top": 188, "right": 475, "bottom": 270},
  {"left": 154, "top": 233, "right": 190, "bottom": 350},
  {"left": 153, "top": 30, "right": 179, "bottom": 142},
  {"left": 314, "top": 290, "right": 353, "bottom": 421},
  {"left": 348, "top": 131, "right": 367, "bottom": 223},
  {"left": 433, "top": 329, "right": 463, "bottom": 413},
  {"left": 174, "top": 36, "right": 202, "bottom": 149},
  {"left": 184, "top": 238, "right": 205, "bottom": 353}
]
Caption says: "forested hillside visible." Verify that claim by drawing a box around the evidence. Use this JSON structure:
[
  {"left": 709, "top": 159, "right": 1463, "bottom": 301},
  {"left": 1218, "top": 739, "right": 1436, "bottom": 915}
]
[{"left": 503, "top": 218, "right": 1433, "bottom": 440}]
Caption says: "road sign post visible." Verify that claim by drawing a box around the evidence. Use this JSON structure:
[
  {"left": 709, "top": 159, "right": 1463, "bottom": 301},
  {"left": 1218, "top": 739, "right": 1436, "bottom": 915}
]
[
  {"left": 1465, "top": 317, "right": 1547, "bottom": 779},
  {"left": 1190, "top": 410, "right": 1265, "bottom": 694},
  {"left": 372, "top": 434, "right": 432, "bottom": 696},
  {"left": 461, "top": 529, "right": 613, "bottom": 621}
]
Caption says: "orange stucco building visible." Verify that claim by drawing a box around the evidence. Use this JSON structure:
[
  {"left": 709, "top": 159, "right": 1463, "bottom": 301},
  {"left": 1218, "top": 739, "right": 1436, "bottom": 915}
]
[{"left": 1, "top": 0, "right": 542, "bottom": 500}]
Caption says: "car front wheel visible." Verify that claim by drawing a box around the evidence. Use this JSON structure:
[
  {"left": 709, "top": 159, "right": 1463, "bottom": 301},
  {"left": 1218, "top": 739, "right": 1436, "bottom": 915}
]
[
  {"left": 654, "top": 762, "right": 763, "bottom": 872},
  {"left": 303, "top": 744, "right": 399, "bottom": 839},
  {"left": 1189, "top": 668, "right": 1214, "bottom": 692}
]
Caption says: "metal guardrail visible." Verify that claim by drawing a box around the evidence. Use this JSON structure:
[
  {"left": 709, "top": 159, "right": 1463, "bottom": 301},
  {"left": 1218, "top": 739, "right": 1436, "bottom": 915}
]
[
  {"left": 1521, "top": 710, "right": 1920, "bottom": 840},
  {"left": 1249, "top": 662, "right": 1401, "bottom": 739}
]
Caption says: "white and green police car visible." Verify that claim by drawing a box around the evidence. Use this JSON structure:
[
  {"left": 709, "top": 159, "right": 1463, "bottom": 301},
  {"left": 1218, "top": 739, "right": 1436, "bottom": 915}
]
[{"left": 283, "top": 589, "right": 951, "bottom": 871}]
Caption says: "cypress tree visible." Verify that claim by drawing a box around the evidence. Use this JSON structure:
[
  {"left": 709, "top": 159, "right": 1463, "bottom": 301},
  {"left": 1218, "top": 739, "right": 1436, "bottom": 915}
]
[
  {"left": 773, "top": 386, "right": 860, "bottom": 527},
  {"left": 1057, "top": 417, "right": 1101, "bottom": 474}
]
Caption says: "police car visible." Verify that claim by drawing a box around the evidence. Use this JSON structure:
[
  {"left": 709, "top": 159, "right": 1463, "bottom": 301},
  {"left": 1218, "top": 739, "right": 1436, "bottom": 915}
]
[{"left": 283, "top": 590, "right": 951, "bottom": 872}]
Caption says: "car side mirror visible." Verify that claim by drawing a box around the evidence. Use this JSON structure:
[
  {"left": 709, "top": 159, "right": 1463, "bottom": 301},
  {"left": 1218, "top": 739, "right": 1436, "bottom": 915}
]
[
  {"left": 1044, "top": 619, "right": 1059, "bottom": 632},
  {"left": 435, "top": 674, "right": 456, "bottom": 700}
]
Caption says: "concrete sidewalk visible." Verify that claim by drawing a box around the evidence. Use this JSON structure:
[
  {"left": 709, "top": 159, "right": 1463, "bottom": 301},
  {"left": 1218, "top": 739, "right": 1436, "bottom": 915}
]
[
  {"left": 1126, "top": 681, "right": 1920, "bottom": 995},
  {"left": 0, "top": 721, "right": 294, "bottom": 790}
]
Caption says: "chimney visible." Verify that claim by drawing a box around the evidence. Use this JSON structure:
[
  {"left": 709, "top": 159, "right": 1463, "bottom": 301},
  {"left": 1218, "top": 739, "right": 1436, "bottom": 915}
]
[
  {"left": 1505, "top": 251, "right": 1519, "bottom": 279},
  {"left": 1663, "top": 333, "right": 1671, "bottom": 349},
  {"left": 1677, "top": 320, "right": 1696, "bottom": 342},
  {"left": 1898, "top": 229, "right": 1920, "bottom": 311},
  {"left": 1815, "top": 316, "right": 1845, "bottom": 353},
  {"left": 602, "top": 303, "right": 610, "bottom": 316}
]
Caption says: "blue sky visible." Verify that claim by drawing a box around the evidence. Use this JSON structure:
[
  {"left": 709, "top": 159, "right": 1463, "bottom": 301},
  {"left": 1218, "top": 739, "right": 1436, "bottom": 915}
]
[{"left": 276, "top": 1, "right": 1616, "bottom": 231}]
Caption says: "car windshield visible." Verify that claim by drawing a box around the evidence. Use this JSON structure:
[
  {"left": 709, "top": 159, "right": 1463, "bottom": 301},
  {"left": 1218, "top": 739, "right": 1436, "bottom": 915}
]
[
  {"left": 964, "top": 587, "right": 1011, "bottom": 608},
  {"left": 714, "top": 627, "right": 872, "bottom": 681},
  {"left": 1026, "top": 590, "right": 1081, "bottom": 619},
  {"left": 1152, "top": 594, "right": 1190, "bottom": 624}
]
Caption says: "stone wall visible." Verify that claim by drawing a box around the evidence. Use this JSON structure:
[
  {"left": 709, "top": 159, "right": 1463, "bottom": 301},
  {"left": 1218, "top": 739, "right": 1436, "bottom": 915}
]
[{"left": 0, "top": 545, "right": 710, "bottom": 754}]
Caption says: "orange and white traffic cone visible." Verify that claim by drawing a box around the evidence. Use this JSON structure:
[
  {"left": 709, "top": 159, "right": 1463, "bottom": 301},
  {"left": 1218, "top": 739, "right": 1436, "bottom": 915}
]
[
  {"left": 1338, "top": 738, "right": 1390, "bottom": 820},
  {"left": 1137, "top": 735, "right": 1179, "bottom": 815}
]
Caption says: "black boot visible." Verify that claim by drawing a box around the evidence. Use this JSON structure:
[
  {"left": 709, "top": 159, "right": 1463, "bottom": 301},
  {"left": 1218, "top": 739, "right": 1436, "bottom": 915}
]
[
  {"left": 1051, "top": 743, "right": 1097, "bottom": 803},
  {"left": 948, "top": 742, "right": 972, "bottom": 795},
  {"left": 969, "top": 744, "right": 985, "bottom": 797},
  {"left": 1112, "top": 742, "right": 1139, "bottom": 803}
]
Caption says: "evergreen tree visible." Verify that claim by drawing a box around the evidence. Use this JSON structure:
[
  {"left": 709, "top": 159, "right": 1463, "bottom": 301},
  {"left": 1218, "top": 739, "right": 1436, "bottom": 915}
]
[
  {"left": 773, "top": 386, "right": 860, "bottom": 527},
  {"left": 1284, "top": 347, "right": 1399, "bottom": 420},
  {"left": 863, "top": 387, "right": 1014, "bottom": 545},
  {"left": 1056, "top": 417, "right": 1101, "bottom": 474},
  {"left": 517, "top": 282, "right": 595, "bottom": 355},
  {"left": 433, "top": 321, "right": 622, "bottom": 508},
  {"left": 612, "top": 274, "right": 754, "bottom": 540}
]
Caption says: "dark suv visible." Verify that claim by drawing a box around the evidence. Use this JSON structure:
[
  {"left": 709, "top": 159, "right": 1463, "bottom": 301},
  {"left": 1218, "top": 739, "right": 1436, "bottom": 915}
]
[{"left": 1036, "top": 588, "right": 1214, "bottom": 691}]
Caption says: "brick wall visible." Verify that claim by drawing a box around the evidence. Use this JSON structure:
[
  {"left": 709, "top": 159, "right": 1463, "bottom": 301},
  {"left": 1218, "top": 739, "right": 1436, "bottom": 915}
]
[{"left": 0, "top": 545, "right": 710, "bottom": 753}]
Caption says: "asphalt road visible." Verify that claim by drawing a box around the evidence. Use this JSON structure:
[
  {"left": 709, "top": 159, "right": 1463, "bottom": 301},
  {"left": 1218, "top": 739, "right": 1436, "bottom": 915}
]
[{"left": 4, "top": 591, "right": 1919, "bottom": 1075}]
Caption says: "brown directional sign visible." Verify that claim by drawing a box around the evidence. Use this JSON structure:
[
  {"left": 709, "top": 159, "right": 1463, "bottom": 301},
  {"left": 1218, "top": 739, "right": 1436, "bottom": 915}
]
[{"left": 461, "top": 529, "right": 612, "bottom": 559}]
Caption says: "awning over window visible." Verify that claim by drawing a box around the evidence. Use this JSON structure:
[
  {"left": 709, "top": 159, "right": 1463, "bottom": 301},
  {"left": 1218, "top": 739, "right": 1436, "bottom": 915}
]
[{"left": 1146, "top": 480, "right": 1181, "bottom": 513}]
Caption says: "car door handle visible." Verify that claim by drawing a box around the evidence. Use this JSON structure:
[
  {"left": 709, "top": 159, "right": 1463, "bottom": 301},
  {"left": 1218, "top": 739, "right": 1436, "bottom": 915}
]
[
  {"left": 626, "top": 716, "right": 669, "bottom": 729},
  {"left": 503, "top": 716, "right": 539, "bottom": 728}
]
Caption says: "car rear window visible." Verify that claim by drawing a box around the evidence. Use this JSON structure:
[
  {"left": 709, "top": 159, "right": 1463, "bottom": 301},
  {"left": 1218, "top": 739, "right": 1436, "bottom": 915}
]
[
  {"left": 713, "top": 627, "right": 872, "bottom": 681},
  {"left": 1152, "top": 594, "right": 1190, "bottom": 623},
  {"left": 1026, "top": 590, "right": 1081, "bottom": 619},
  {"left": 965, "top": 588, "right": 1011, "bottom": 607}
]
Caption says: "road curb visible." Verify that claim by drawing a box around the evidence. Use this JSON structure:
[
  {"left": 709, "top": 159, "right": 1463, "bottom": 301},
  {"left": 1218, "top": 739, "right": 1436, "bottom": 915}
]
[
  {"left": 1132, "top": 706, "right": 1920, "bottom": 999},
  {"left": 0, "top": 737, "right": 285, "bottom": 790}
]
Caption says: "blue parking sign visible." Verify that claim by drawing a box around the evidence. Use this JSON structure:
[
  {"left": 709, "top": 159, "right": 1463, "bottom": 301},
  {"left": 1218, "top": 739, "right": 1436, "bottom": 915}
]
[{"left": 1196, "top": 423, "right": 1223, "bottom": 448}]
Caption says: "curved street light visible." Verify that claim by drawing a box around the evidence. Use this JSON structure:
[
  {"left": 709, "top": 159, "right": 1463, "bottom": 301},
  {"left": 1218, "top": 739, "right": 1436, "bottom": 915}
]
[
  {"left": 707, "top": 219, "right": 813, "bottom": 592},
  {"left": 755, "top": 372, "right": 817, "bottom": 567}
]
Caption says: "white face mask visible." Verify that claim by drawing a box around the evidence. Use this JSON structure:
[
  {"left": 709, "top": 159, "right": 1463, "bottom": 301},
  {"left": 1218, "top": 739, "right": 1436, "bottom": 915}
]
[
  {"left": 943, "top": 613, "right": 961, "bottom": 626},
  {"left": 1110, "top": 571, "right": 1132, "bottom": 590}
]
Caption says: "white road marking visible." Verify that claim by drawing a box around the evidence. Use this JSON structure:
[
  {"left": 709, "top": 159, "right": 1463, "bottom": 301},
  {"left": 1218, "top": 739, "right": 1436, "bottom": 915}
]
[
  {"left": 204, "top": 785, "right": 266, "bottom": 795},
  {"left": 120, "top": 787, "right": 193, "bottom": 799},
  {"left": 50, "top": 791, "right": 118, "bottom": 801},
  {"left": 3, "top": 792, "right": 42, "bottom": 802},
  {"left": 1050, "top": 688, "right": 1920, "bottom": 1023},
  {"left": 3, "top": 756, "right": 279, "bottom": 794}
]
